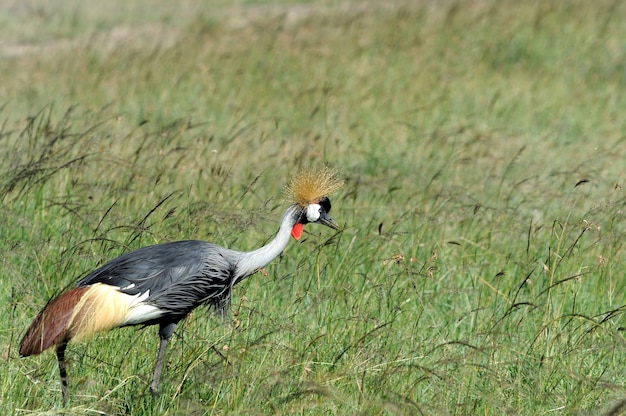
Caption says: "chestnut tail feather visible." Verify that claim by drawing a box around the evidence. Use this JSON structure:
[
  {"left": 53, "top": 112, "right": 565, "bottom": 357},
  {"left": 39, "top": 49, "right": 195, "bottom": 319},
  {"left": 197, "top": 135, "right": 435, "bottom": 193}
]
[{"left": 19, "top": 287, "right": 89, "bottom": 357}]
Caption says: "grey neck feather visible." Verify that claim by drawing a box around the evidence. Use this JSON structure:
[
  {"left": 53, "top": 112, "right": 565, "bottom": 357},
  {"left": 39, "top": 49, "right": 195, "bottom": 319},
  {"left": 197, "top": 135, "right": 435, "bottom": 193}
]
[{"left": 234, "top": 205, "right": 301, "bottom": 280}]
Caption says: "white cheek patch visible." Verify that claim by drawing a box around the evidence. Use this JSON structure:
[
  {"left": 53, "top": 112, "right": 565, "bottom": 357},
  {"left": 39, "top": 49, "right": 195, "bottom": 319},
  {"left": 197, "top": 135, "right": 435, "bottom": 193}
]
[{"left": 306, "top": 204, "right": 321, "bottom": 222}]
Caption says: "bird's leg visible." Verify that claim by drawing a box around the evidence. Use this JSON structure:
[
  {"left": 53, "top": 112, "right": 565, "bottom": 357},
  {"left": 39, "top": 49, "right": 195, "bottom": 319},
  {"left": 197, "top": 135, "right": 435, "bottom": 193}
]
[
  {"left": 56, "top": 340, "right": 69, "bottom": 406},
  {"left": 150, "top": 322, "right": 176, "bottom": 395},
  {"left": 149, "top": 338, "right": 168, "bottom": 395}
]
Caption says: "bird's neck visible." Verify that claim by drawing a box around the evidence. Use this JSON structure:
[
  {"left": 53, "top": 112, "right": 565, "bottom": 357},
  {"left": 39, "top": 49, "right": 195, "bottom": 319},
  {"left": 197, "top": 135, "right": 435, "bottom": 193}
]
[{"left": 234, "top": 205, "right": 300, "bottom": 279}]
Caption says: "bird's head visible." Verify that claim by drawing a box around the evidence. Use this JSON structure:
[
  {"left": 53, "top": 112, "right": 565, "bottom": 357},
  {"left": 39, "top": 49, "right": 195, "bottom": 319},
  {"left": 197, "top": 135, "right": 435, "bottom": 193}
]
[
  {"left": 285, "top": 167, "right": 344, "bottom": 240},
  {"left": 291, "top": 196, "right": 338, "bottom": 240}
]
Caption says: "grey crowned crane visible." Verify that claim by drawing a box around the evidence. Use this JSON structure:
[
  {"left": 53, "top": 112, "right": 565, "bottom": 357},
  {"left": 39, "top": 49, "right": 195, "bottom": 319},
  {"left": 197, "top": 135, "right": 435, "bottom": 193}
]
[{"left": 19, "top": 168, "right": 343, "bottom": 405}]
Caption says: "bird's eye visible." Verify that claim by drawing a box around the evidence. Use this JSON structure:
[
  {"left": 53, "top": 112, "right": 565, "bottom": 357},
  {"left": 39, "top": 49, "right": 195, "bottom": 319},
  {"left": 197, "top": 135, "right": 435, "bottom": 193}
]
[{"left": 319, "top": 197, "right": 331, "bottom": 214}]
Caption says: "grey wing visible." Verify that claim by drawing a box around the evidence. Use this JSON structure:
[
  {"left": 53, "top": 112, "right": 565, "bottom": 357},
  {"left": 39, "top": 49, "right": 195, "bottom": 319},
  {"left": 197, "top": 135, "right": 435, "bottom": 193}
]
[
  {"left": 77, "top": 240, "right": 239, "bottom": 319},
  {"left": 147, "top": 249, "right": 237, "bottom": 317}
]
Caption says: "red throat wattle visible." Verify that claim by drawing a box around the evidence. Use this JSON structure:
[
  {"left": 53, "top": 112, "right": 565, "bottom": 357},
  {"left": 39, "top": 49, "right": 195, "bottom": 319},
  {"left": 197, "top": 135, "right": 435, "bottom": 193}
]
[{"left": 291, "top": 223, "right": 304, "bottom": 240}]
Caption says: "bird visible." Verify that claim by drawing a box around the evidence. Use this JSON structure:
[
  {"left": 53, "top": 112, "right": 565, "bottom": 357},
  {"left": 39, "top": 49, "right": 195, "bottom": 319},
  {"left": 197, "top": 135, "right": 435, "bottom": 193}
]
[{"left": 19, "top": 167, "right": 343, "bottom": 405}]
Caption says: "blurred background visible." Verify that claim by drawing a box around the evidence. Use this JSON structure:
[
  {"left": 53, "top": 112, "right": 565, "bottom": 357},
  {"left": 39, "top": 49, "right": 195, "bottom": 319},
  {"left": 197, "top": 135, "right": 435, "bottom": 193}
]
[{"left": 1, "top": 1, "right": 626, "bottom": 414}]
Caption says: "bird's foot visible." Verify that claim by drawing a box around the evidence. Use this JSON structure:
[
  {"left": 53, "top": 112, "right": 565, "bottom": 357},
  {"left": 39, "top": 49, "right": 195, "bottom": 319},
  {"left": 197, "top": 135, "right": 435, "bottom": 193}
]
[{"left": 149, "top": 384, "right": 161, "bottom": 396}]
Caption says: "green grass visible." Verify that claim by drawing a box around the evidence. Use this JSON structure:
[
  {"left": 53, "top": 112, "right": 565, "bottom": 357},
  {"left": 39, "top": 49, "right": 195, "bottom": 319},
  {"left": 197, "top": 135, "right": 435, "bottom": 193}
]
[{"left": 2, "top": 0, "right": 626, "bottom": 414}]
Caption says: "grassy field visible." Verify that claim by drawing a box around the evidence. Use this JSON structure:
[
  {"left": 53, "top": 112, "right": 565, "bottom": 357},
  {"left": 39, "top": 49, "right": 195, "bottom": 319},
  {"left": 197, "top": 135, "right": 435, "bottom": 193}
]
[{"left": 1, "top": 0, "right": 626, "bottom": 414}]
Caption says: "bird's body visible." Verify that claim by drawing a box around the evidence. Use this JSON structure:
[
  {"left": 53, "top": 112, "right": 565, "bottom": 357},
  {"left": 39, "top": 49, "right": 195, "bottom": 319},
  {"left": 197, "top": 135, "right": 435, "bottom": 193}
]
[
  {"left": 20, "top": 240, "right": 239, "bottom": 357},
  {"left": 19, "top": 169, "right": 343, "bottom": 405},
  {"left": 78, "top": 240, "right": 237, "bottom": 325}
]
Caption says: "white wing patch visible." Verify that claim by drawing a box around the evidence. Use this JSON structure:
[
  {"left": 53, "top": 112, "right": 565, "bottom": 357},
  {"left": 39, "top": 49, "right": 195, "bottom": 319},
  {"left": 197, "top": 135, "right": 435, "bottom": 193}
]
[
  {"left": 123, "top": 289, "right": 164, "bottom": 325},
  {"left": 128, "top": 289, "right": 150, "bottom": 306}
]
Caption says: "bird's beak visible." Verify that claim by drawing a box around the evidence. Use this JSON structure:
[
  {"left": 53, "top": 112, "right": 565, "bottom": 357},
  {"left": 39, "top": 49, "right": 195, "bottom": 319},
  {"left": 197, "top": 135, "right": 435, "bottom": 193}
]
[{"left": 316, "top": 210, "right": 340, "bottom": 230}]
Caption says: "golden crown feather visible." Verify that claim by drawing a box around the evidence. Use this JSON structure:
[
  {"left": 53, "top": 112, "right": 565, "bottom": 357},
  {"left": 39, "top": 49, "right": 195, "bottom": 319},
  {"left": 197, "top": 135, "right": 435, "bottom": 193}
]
[{"left": 285, "top": 167, "right": 344, "bottom": 207}]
